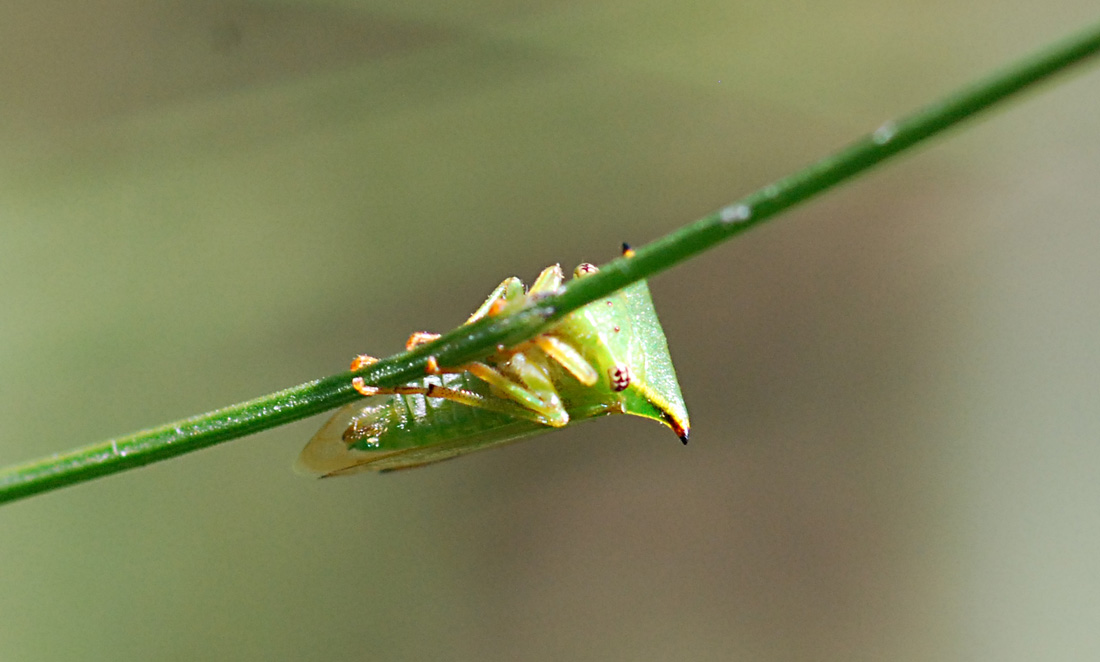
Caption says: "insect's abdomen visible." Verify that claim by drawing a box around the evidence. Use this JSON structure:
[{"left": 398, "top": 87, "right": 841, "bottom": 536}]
[{"left": 298, "top": 371, "right": 552, "bottom": 475}]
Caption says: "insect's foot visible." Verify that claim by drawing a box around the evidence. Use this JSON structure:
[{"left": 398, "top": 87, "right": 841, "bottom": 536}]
[
  {"left": 350, "top": 355, "right": 380, "bottom": 371},
  {"left": 530, "top": 405, "right": 569, "bottom": 428},
  {"left": 351, "top": 377, "right": 381, "bottom": 397},
  {"left": 405, "top": 331, "right": 441, "bottom": 350}
]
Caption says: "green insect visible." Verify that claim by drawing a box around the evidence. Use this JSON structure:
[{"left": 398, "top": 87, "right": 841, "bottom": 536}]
[{"left": 297, "top": 251, "right": 689, "bottom": 476}]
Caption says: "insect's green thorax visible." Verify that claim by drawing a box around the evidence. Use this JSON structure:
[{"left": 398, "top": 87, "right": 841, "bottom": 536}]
[{"left": 552, "top": 278, "right": 689, "bottom": 441}]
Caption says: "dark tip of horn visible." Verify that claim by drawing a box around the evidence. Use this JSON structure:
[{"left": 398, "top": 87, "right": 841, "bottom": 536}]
[
  {"left": 679, "top": 430, "right": 689, "bottom": 445},
  {"left": 621, "top": 242, "right": 631, "bottom": 254}
]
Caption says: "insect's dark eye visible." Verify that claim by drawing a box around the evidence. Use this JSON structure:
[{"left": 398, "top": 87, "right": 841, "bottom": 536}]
[{"left": 609, "top": 365, "right": 631, "bottom": 391}]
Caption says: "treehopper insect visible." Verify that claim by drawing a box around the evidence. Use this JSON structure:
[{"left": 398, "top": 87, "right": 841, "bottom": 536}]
[{"left": 297, "top": 252, "right": 689, "bottom": 476}]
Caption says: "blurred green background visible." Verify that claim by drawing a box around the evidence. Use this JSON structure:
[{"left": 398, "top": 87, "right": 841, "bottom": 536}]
[{"left": 3, "top": 1, "right": 1100, "bottom": 660}]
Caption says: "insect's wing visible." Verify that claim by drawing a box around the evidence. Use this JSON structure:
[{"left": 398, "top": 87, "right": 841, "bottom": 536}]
[
  {"left": 316, "top": 420, "right": 549, "bottom": 475},
  {"left": 297, "top": 373, "right": 553, "bottom": 476},
  {"left": 295, "top": 400, "right": 385, "bottom": 477},
  {"left": 297, "top": 412, "right": 549, "bottom": 476}
]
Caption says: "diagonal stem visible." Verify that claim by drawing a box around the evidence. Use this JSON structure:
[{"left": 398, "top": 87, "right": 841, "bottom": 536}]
[{"left": 2, "top": 20, "right": 1100, "bottom": 506}]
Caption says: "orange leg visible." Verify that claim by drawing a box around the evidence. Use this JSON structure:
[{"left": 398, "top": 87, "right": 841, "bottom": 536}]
[
  {"left": 349, "top": 353, "right": 566, "bottom": 426},
  {"left": 350, "top": 355, "right": 384, "bottom": 395},
  {"left": 405, "top": 331, "right": 441, "bottom": 350},
  {"left": 426, "top": 355, "right": 568, "bottom": 427},
  {"left": 534, "top": 335, "right": 598, "bottom": 386}
]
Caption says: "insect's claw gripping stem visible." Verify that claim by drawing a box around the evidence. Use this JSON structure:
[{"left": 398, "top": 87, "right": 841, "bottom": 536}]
[
  {"left": 350, "top": 355, "right": 380, "bottom": 371},
  {"left": 487, "top": 298, "right": 507, "bottom": 316},
  {"left": 424, "top": 357, "right": 483, "bottom": 377},
  {"left": 405, "top": 332, "right": 441, "bottom": 350},
  {"left": 351, "top": 377, "right": 381, "bottom": 397},
  {"left": 351, "top": 355, "right": 384, "bottom": 396}
]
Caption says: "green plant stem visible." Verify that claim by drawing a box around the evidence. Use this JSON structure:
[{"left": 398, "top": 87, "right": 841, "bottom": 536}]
[{"left": 3, "top": 21, "right": 1100, "bottom": 506}]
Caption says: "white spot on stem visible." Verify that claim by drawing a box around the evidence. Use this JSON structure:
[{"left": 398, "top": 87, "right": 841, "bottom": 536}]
[{"left": 719, "top": 204, "right": 752, "bottom": 223}]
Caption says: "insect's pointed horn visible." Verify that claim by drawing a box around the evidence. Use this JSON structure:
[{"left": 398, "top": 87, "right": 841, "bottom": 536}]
[{"left": 668, "top": 418, "right": 689, "bottom": 445}]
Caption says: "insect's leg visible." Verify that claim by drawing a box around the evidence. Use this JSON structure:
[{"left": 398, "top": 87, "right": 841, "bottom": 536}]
[
  {"left": 349, "top": 354, "right": 445, "bottom": 397},
  {"left": 350, "top": 354, "right": 567, "bottom": 426},
  {"left": 350, "top": 355, "right": 378, "bottom": 371},
  {"left": 350, "top": 355, "right": 386, "bottom": 396},
  {"left": 402, "top": 379, "right": 569, "bottom": 426},
  {"left": 466, "top": 265, "right": 563, "bottom": 326},
  {"left": 535, "top": 335, "right": 599, "bottom": 386},
  {"left": 528, "top": 264, "right": 564, "bottom": 296},
  {"left": 464, "top": 362, "right": 569, "bottom": 427},
  {"left": 423, "top": 353, "right": 564, "bottom": 423},
  {"left": 466, "top": 277, "right": 526, "bottom": 324},
  {"left": 405, "top": 331, "right": 440, "bottom": 350},
  {"left": 500, "top": 350, "right": 574, "bottom": 418},
  {"left": 504, "top": 352, "right": 564, "bottom": 409},
  {"left": 422, "top": 383, "right": 568, "bottom": 426},
  {"left": 421, "top": 347, "right": 566, "bottom": 416}
]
